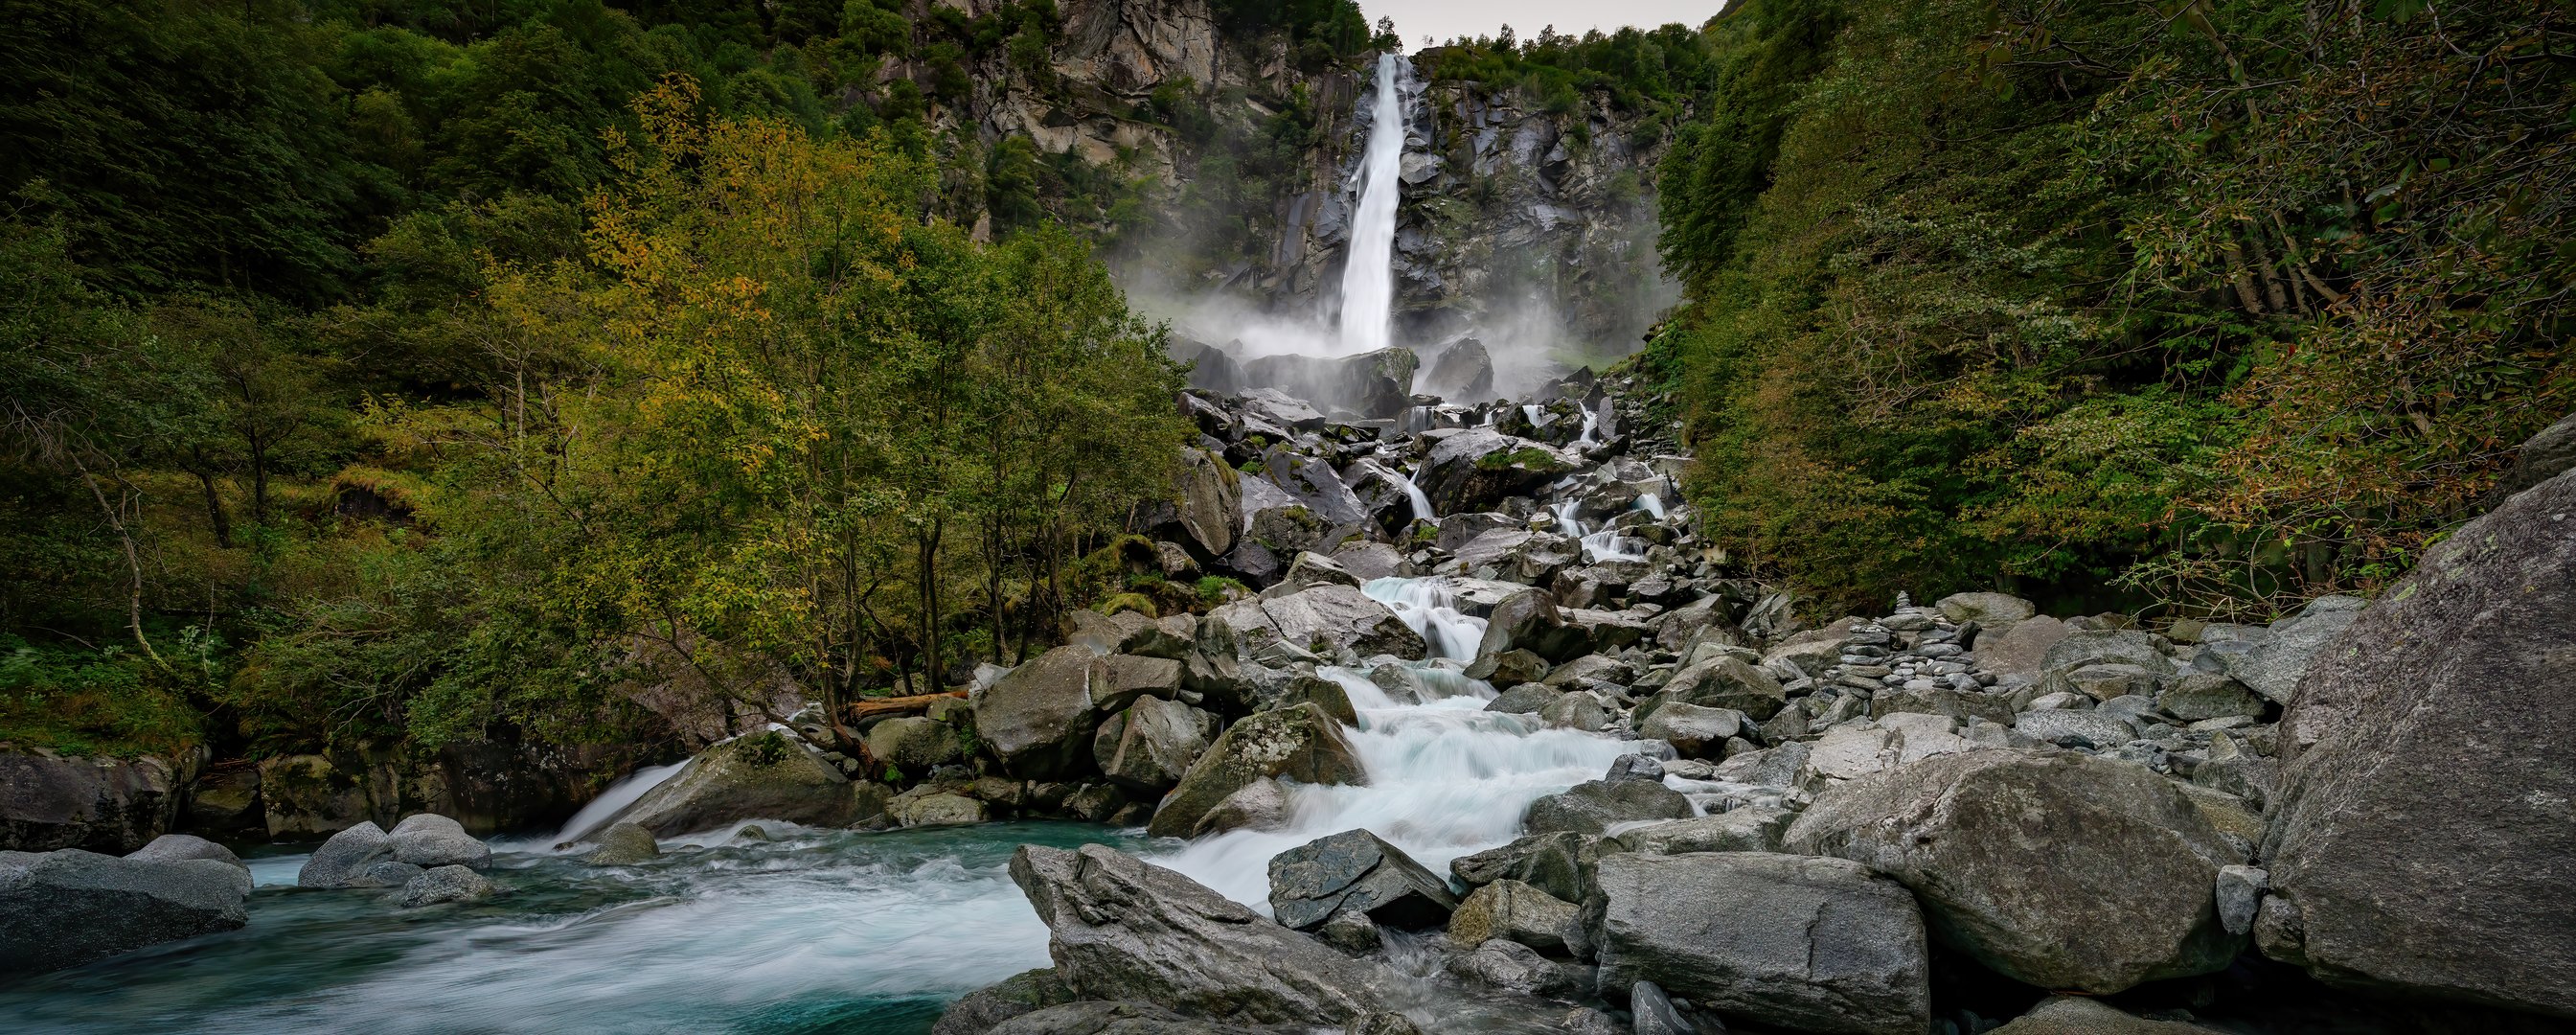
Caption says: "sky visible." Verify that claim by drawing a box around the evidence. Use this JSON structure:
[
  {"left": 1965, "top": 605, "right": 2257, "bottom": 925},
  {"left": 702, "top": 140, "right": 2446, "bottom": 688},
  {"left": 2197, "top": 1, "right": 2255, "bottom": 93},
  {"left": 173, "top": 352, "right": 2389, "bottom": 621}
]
[{"left": 1360, "top": 0, "right": 1728, "bottom": 49}]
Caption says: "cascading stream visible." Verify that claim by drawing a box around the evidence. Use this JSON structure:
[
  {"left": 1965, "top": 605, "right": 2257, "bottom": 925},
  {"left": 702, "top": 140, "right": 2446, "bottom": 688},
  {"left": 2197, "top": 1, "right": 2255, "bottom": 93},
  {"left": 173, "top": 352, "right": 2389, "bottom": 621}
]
[{"left": 1334, "top": 52, "right": 1406, "bottom": 356}]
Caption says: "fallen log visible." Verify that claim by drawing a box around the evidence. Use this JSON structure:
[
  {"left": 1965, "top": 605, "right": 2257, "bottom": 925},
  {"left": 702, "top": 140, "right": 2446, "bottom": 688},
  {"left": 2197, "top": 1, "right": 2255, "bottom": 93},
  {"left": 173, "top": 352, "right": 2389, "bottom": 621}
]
[{"left": 841, "top": 690, "right": 969, "bottom": 725}]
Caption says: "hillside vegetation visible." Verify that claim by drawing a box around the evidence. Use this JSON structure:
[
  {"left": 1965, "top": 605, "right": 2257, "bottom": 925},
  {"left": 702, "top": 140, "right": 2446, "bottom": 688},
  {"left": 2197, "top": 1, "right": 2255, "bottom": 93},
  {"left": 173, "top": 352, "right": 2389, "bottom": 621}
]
[{"left": 1646, "top": 0, "right": 2570, "bottom": 616}]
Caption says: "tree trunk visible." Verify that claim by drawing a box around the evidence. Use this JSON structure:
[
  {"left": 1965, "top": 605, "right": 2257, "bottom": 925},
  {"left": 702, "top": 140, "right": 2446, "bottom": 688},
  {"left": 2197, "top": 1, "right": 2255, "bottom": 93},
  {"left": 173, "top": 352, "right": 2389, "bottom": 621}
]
[{"left": 190, "top": 459, "right": 234, "bottom": 549}]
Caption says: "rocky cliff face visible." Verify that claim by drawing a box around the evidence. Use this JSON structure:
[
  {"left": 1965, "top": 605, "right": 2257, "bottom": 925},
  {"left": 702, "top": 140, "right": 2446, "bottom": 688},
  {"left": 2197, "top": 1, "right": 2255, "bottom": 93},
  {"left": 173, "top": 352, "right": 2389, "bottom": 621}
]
[{"left": 911, "top": 0, "right": 1672, "bottom": 363}]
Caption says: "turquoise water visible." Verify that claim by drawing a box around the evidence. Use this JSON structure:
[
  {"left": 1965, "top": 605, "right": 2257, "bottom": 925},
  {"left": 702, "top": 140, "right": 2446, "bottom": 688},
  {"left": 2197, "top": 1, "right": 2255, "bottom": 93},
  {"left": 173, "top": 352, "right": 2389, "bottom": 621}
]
[{"left": 1, "top": 822, "right": 1145, "bottom": 1035}]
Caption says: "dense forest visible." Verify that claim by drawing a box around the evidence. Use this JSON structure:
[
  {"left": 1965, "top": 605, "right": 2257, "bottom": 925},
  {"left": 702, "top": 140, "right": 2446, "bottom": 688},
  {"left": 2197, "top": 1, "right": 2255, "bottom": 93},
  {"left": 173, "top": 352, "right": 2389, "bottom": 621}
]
[
  {"left": 1645, "top": 0, "right": 2571, "bottom": 616},
  {"left": 4, "top": 0, "right": 2567, "bottom": 775}
]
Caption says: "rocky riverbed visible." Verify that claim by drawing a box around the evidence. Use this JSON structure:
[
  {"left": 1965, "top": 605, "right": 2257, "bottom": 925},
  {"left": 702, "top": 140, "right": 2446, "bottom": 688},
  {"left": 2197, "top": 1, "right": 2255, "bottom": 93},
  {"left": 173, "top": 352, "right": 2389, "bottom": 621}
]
[{"left": 6, "top": 353, "right": 2572, "bottom": 1035}]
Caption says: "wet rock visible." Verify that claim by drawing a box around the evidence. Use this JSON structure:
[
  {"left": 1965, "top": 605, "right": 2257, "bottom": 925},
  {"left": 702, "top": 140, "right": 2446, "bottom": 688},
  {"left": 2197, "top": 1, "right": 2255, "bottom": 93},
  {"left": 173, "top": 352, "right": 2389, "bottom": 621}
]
[
  {"left": 1538, "top": 691, "right": 1611, "bottom": 732},
  {"left": 1988, "top": 996, "right": 2233, "bottom": 1035},
  {"left": 1148, "top": 703, "right": 1365, "bottom": 838},
  {"left": 1630, "top": 980, "right": 1698, "bottom": 1035},
  {"left": 1196, "top": 778, "right": 1291, "bottom": 835},
  {"left": 1603, "top": 754, "right": 1665, "bottom": 784},
  {"left": 1268, "top": 828, "right": 1459, "bottom": 931},
  {"left": 2258, "top": 468, "right": 2576, "bottom": 1017},
  {"left": 125, "top": 834, "right": 244, "bottom": 873},
  {"left": 933, "top": 968, "right": 1078, "bottom": 1035},
  {"left": 1010, "top": 843, "right": 1391, "bottom": 1024},
  {"left": 870, "top": 716, "right": 967, "bottom": 772},
  {"left": 1421, "top": 339, "right": 1494, "bottom": 402},
  {"left": 888, "top": 789, "right": 991, "bottom": 827},
  {"left": 978, "top": 647, "right": 1106, "bottom": 778},
  {"left": 1451, "top": 831, "right": 1600, "bottom": 904},
  {"left": 391, "top": 863, "right": 494, "bottom": 908},
  {"left": 1416, "top": 428, "right": 1576, "bottom": 515},
  {"left": 354, "top": 860, "right": 424, "bottom": 887},
  {"left": 1448, "top": 878, "right": 1587, "bottom": 956},
  {"left": 1611, "top": 809, "right": 1793, "bottom": 856},
  {"left": 0, "top": 750, "right": 187, "bottom": 853},
  {"left": 1474, "top": 588, "right": 1591, "bottom": 663},
  {"left": 298, "top": 820, "right": 394, "bottom": 887},
  {"left": 1204, "top": 585, "right": 1425, "bottom": 663},
  {"left": 1783, "top": 749, "right": 2243, "bottom": 994},
  {"left": 1096, "top": 697, "right": 1219, "bottom": 792},
  {"left": 1586, "top": 852, "right": 1930, "bottom": 1035},
  {"left": 1524, "top": 779, "right": 1692, "bottom": 836},
  {"left": 388, "top": 813, "right": 490, "bottom": 868},
  {"left": 0, "top": 847, "right": 252, "bottom": 973},
  {"left": 1320, "top": 908, "right": 1382, "bottom": 954},
  {"left": 1448, "top": 937, "right": 1590, "bottom": 1000},
  {"left": 585, "top": 732, "right": 866, "bottom": 839},
  {"left": 581, "top": 821, "right": 660, "bottom": 865}
]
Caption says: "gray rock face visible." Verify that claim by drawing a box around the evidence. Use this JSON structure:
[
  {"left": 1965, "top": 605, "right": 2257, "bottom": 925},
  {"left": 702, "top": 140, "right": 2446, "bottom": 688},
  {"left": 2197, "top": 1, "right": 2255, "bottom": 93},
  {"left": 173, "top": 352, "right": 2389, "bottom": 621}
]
[
  {"left": 1448, "top": 937, "right": 1590, "bottom": 1000},
  {"left": 1989, "top": 996, "right": 2234, "bottom": 1035},
  {"left": 1205, "top": 585, "right": 1425, "bottom": 663},
  {"left": 1447, "top": 878, "right": 1586, "bottom": 956},
  {"left": 299, "top": 819, "right": 394, "bottom": 887},
  {"left": 0, "top": 848, "right": 253, "bottom": 973},
  {"left": 391, "top": 863, "right": 494, "bottom": 908},
  {"left": 2227, "top": 595, "right": 2366, "bottom": 703},
  {"left": 581, "top": 821, "right": 660, "bottom": 865},
  {"left": 1586, "top": 852, "right": 1930, "bottom": 1035},
  {"left": 1416, "top": 428, "right": 1575, "bottom": 515},
  {"left": 983, "top": 1000, "right": 1278, "bottom": 1034},
  {"left": 869, "top": 716, "right": 966, "bottom": 772},
  {"left": 2013, "top": 709, "right": 2137, "bottom": 750},
  {"left": 125, "top": 834, "right": 245, "bottom": 872},
  {"left": 932, "top": 968, "right": 1078, "bottom": 1035},
  {"left": 1935, "top": 592, "right": 2035, "bottom": 628},
  {"left": 1611, "top": 809, "right": 1793, "bottom": 856},
  {"left": 1421, "top": 339, "right": 1494, "bottom": 402},
  {"left": 1523, "top": 779, "right": 1692, "bottom": 836},
  {"left": 1474, "top": 588, "right": 1591, "bottom": 663},
  {"left": 1783, "top": 749, "right": 2242, "bottom": 994},
  {"left": 1450, "top": 831, "right": 1599, "bottom": 904},
  {"left": 1148, "top": 703, "right": 1365, "bottom": 839},
  {"left": 1975, "top": 615, "right": 2071, "bottom": 682},
  {"left": 388, "top": 813, "right": 490, "bottom": 868},
  {"left": 1638, "top": 702, "right": 1745, "bottom": 757},
  {"left": 585, "top": 732, "right": 863, "bottom": 839},
  {"left": 1267, "top": 828, "right": 1459, "bottom": 931},
  {"left": 1095, "top": 697, "right": 1218, "bottom": 792},
  {"left": 2493, "top": 411, "right": 2576, "bottom": 497},
  {"left": 979, "top": 647, "right": 1107, "bottom": 778},
  {"left": 0, "top": 751, "right": 185, "bottom": 853},
  {"left": 2259, "top": 468, "right": 2576, "bottom": 1019},
  {"left": 1010, "top": 843, "right": 1391, "bottom": 1024}
]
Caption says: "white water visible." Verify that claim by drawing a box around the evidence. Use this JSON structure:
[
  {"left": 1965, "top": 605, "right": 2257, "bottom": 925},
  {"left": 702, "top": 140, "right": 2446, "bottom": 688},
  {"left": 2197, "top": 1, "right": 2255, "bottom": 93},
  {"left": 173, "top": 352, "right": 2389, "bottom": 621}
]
[
  {"left": 1574, "top": 399, "right": 1605, "bottom": 448},
  {"left": 1336, "top": 53, "right": 1406, "bottom": 356},
  {"left": 491, "top": 760, "right": 690, "bottom": 852},
  {"left": 1364, "top": 575, "right": 1487, "bottom": 661},
  {"left": 1400, "top": 468, "right": 1435, "bottom": 523},
  {"left": 1556, "top": 496, "right": 1645, "bottom": 564}
]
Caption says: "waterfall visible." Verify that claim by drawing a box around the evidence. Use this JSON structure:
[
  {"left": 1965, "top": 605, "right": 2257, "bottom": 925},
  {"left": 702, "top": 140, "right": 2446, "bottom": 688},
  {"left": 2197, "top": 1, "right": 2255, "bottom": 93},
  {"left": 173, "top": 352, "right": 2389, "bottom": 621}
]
[
  {"left": 1336, "top": 53, "right": 1406, "bottom": 355},
  {"left": 1399, "top": 468, "right": 1435, "bottom": 524},
  {"left": 1362, "top": 576, "right": 1486, "bottom": 659},
  {"left": 1574, "top": 400, "right": 1605, "bottom": 448}
]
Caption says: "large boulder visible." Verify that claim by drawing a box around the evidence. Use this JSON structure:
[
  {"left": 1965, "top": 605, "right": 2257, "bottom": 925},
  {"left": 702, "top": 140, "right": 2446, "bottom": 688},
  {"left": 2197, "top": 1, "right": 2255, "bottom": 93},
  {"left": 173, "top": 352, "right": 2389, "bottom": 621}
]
[
  {"left": 977, "top": 646, "right": 1106, "bottom": 778},
  {"left": 1523, "top": 779, "right": 1692, "bottom": 836},
  {"left": 1472, "top": 588, "right": 1590, "bottom": 664},
  {"left": 298, "top": 819, "right": 393, "bottom": 887},
  {"left": 1448, "top": 530, "right": 1582, "bottom": 586},
  {"left": 0, "top": 750, "right": 186, "bottom": 853},
  {"left": 2257, "top": 468, "right": 2576, "bottom": 1019},
  {"left": 581, "top": 731, "right": 864, "bottom": 839},
  {"left": 1415, "top": 428, "right": 1576, "bottom": 515},
  {"left": 1975, "top": 615, "right": 2071, "bottom": 682},
  {"left": 1204, "top": 585, "right": 1425, "bottom": 662},
  {"left": 1255, "top": 444, "right": 1370, "bottom": 527},
  {"left": 1783, "top": 749, "right": 2242, "bottom": 994},
  {"left": 1989, "top": 997, "right": 2234, "bottom": 1035},
  {"left": 1266, "top": 828, "right": 1459, "bottom": 931},
  {"left": 1450, "top": 831, "right": 1600, "bottom": 905},
  {"left": 390, "top": 863, "right": 495, "bottom": 908},
  {"left": 2225, "top": 595, "right": 2367, "bottom": 703},
  {"left": 1009, "top": 843, "right": 1391, "bottom": 1024},
  {"left": 868, "top": 716, "right": 967, "bottom": 772},
  {"left": 1935, "top": 592, "right": 2036, "bottom": 629},
  {"left": 932, "top": 968, "right": 1079, "bottom": 1035},
  {"left": 1147, "top": 703, "right": 1365, "bottom": 838},
  {"left": 1447, "top": 878, "right": 1586, "bottom": 956},
  {"left": 0, "top": 847, "right": 252, "bottom": 973},
  {"left": 1242, "top": 348, "right": 1419, "bottom": 421},
  {"left": 256, "top": 752, "right": 372, "bottom": 839},
  {"left": 1172, "top": 448, "right": 1241, "bottom": 560},
  {"left": 1094, "top": 697, "right": 1218, "bottom": 792},
  {"left": 1421, "top": 338, "right": 1494, "bottom": 402},
  {"left": 387, "top": 813, "right": 490, "bottom": 868},
  {"left": 1648, "top": 656, "right": 1788, "bottom": 723},
  {"left": 125, "top": 834, "right": 245, "bottom": 872},
  {"left": 1586, "top": 852, "right": 1930, "bottom": 1035}
]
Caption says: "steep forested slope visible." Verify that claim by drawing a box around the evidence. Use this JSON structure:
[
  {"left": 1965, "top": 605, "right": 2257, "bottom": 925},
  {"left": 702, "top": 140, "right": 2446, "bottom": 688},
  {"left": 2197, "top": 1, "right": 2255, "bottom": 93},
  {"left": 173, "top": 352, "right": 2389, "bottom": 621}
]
[{"left": 1647, "top": 0, "right": 2571, "bottom": 616}]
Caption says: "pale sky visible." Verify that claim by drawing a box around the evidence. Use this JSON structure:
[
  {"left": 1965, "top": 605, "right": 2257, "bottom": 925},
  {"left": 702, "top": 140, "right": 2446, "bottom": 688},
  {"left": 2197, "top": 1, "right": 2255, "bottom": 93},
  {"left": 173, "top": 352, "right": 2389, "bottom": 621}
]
[{"left": 1361, "top": 0, "right": 1728, "bottom": 49}]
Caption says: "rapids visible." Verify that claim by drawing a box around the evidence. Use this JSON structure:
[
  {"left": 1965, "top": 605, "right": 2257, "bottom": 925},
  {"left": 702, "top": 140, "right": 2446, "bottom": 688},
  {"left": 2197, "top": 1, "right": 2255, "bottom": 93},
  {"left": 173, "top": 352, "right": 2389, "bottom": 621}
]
[{"left": 2, "top": 581, "right": 1650, "bottom": 1034}]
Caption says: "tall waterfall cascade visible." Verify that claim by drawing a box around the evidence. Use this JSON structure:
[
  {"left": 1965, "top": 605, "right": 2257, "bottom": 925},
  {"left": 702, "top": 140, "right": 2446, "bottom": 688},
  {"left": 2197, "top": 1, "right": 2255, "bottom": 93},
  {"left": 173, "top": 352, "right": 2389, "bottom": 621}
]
[{"left": 1334, "top": 52, "right": 1407, "bottom": 356}]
